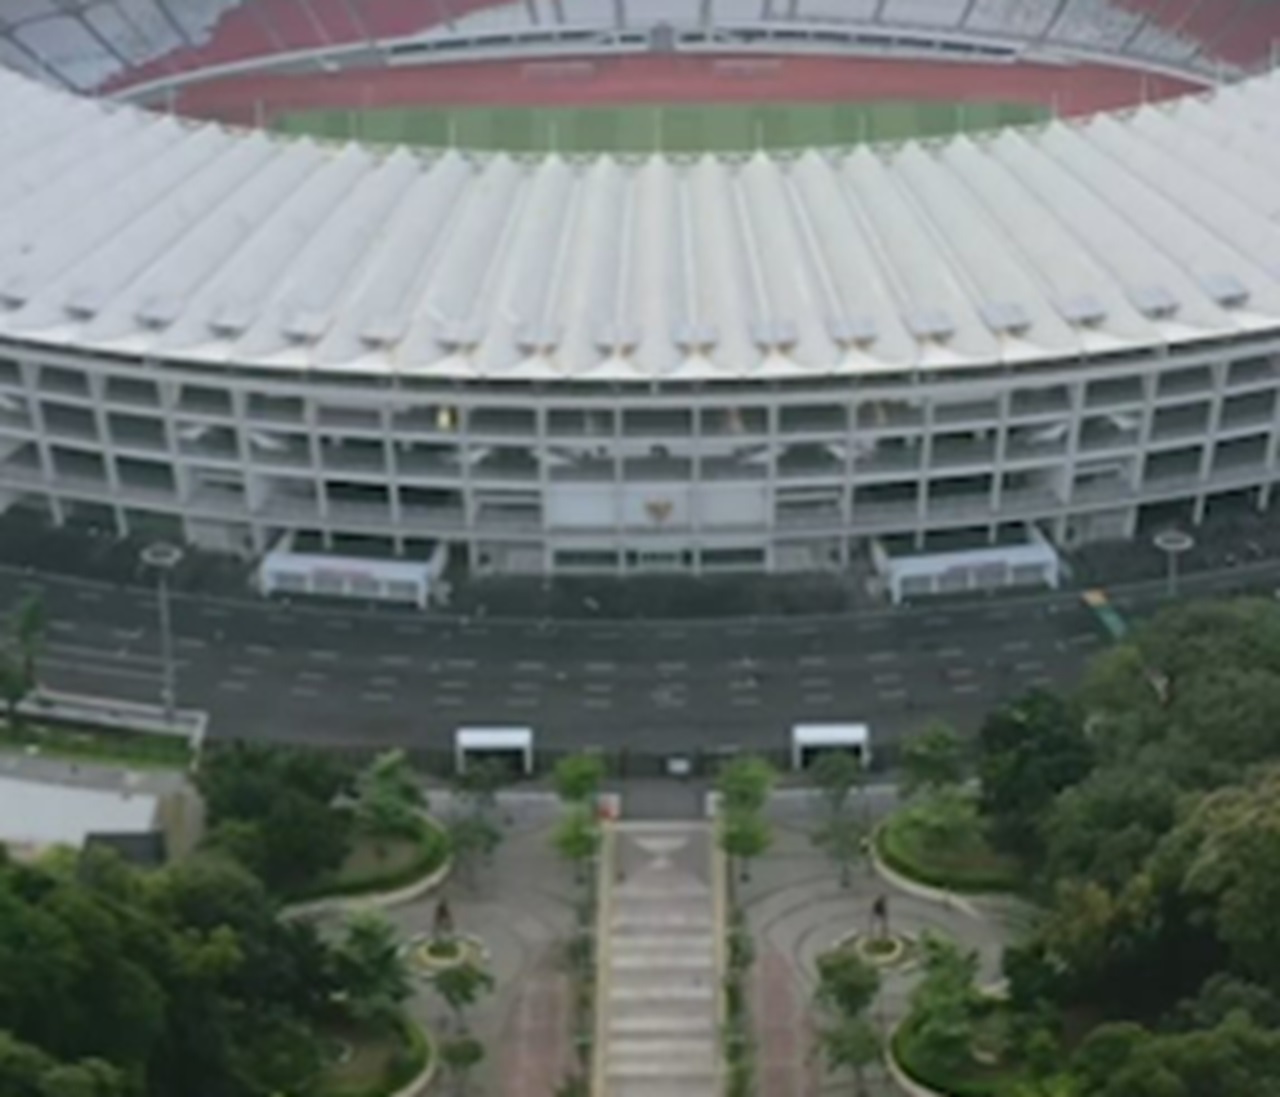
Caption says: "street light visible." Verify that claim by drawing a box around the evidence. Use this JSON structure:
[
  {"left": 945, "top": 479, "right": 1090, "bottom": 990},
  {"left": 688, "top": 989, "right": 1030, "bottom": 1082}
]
[
  {"left": 1153, "top": 528, "right": 1194, "bottom": 600},
  {"left": 140, "top": 542, "right": 183, "bottom": 726}
]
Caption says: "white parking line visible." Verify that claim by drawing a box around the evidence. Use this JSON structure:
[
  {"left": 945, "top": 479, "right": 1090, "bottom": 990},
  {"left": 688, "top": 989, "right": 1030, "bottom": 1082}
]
[
  {"left": 947, "top": 665, "right": 976, "bottom": 679},
  {"left": 368, "top": 675, "right": 398, "bottom": 688},
  {"left": 297, "top": 670, "right": 327, "bottom": 684},
  {"left": 801, "top": 677, "right": 831, "bottom": 690},
  {"left": 291, "top": 686, "right": 320, "bottom": 698},
  {"left": 583, "top": 697, "right": 614, "bottom": 711},
  {"left": 798, "top": 655, "right": 828, "bottom": 669},
  {"left": 879, "top": 688, "right": 907, "bottom": 702},
  {"left": 218, "top": 680, "right": 249, "bottom": 693},
  {"left": 953, "top": 683, "right": 982, "bottom": 695},
  {"left": 48, "top": 620, "right": 76, "bottom": 634},
  {"left": 515, "top": 660, "right": 546, "bottom": 672},
  {"left": 511, "top": 681, "right": 541, "bottom": 693},
  {"left": 805, "top": 694, "right": 834, "bottom": 705},
  {"left": 227, "top": 665, "right": 255, "bottom": 677},
  {"left": 938, "top": 647, "right": 965, "bottom": 659},
  {"left": 438, "top": 679, "right": 467, "bottom": 691},
  {"left": 1002, "top": 639, "right": 1032, "bottom": 653},
  {"left": 309, "top": 649, "right": 338, "bottom": 662},
  {"left": 1029, "top": 676, "right": 1055, "bottom": 687},
  {"left": 1015, "top": 661, "right": 1046, "bottom": 674},
  {"left": 436, "top": 696, "right": 463, "bottom": 707},
  {"left": 867, "top": 651, "right": 897, "bottom": 664},
  {"left": 75, "top": 589, "right": 103, "bottom": 603},
  {"left": 658, "top": 661, "right": 688, "bottom": 673},
  {"left": 200, "top": 606, "right": 230, "bottom": 620},
  {"left": 658, "top": 630, "right": 686, "bottom": 642},
  {"left": 245, "top": 644, "right": 274, "bottom": 657},
  {"left": 584, "top": 662, "right": 616, "bottom": 673},
  {"left": 730, "top": 695, "right": 760, "bottom": 707},
  {"left": 361, "top": 691, "right": 393, "bottom": 703},
  {"left": 508, "top": 697, "right": 538, "bottom": 708},
  {"left": 394, "top": 624, "right": 422, "bottom": 637},
  {"left": 445, "top": 658, "right": 477, "bottom": 671},
  {"left": 872, "top": 673, "right": 901, "bottom": 686},
  {"left": 379, "top": 654, "right": 412, "bottom": 667},
  {"left": 584, "top": 682, "right": 613, "bottom": 694},
  {"left": 176, "top": 636, "right": 207, "bottom": 651}
]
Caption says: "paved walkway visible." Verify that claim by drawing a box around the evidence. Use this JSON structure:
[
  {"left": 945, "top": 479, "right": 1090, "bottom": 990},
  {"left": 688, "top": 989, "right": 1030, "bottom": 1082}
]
[
  {"left": 741, "top": 813, "right": 1015, "bottom": 1097},
  {"left": 600, "top": 822, "right": 721, "bottom": 1097},
  {"left": 378, "top": 793, "right": 578, "bottom": 1095}
]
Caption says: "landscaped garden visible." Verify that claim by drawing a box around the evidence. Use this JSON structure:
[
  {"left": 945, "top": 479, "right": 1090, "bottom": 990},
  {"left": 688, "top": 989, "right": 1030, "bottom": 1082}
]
[{"left": 318, "top": 1014, "right": 432, "bottom": 1097}]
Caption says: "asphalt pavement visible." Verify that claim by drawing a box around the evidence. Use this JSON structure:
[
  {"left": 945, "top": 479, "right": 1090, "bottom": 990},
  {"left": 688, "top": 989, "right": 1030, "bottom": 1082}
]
[{"left": 2, "top": 560, "right": 1274, "bottom": 758}]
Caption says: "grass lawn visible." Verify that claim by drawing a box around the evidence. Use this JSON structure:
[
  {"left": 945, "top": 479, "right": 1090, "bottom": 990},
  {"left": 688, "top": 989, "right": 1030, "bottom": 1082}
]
[
  {"left": 289, "top": 819, "right": 450, "bottom": 902},
  {"left": 319, "top": 1018, "right": 431, "bottom": 1097},
  {"left": 893, "top": 1014, "right": 1031, "bottom": 1097},
  {"left": 0, "top": 718, "right": 192, "bottom": 770},
  {"left": 274, "top": 98, "right": 1048, "bottom": 153},
  {"left": 877, "top": 802, "right": 1022, "bottom": 894}
]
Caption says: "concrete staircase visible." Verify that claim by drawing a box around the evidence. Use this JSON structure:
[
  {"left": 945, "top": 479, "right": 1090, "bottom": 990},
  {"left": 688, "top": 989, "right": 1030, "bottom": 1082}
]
[{"left": 600, "top": 823, "right": 721, "bottom": 1097}]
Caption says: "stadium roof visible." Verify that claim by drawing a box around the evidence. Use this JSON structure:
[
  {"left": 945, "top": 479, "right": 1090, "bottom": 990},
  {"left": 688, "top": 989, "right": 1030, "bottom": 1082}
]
[{"left": 3, "top": 67, "right": 1280, "bottom": 381}]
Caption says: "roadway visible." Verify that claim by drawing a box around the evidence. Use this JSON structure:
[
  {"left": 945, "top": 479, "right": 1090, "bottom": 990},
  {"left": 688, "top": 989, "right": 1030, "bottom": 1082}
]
[{"left": 1, "top": 561, "right": 1272, "bottom": 757}]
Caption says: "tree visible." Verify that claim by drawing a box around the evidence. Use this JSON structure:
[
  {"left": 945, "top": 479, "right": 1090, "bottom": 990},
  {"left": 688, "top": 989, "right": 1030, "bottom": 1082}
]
[
  {"left": 553, "top": 807, "right": 600, "bottom": 885},
  {"left": 720, "top": 809, "right": 772, "bottom": 884},
  {"left": 354, "top": 750, "right": 424, "bottom": 855},
  {"left": 901, "top": 721, "right": 966, "bottom": 798},
  {"left": 438, "top": 1035, "right": 484, "bottom": 1096},
  {"left": 553, "top": 753, "right": 605, "bottom": 806},
  {"left": 811, "top": 751, "right": 863, "bottom": 819},
  {"left": 434, "top": 960, "right": 495, "bottom": 1033},
  {"left": 717, "top": 755, "right": 775, "bottom": 816},
  {"left": 815, "top": 947, "right": 880, "bottom": 1019},
  {"left": 0, "top": 648, "right": 31, "bottom": 727},
  {"left": 977, "top": 690, "right": 1092, "bottom": 859},
  {"left": 818, "top": 1015, "right": 881, "bottom": 1095},
  {"left": 1164, "top": 768, "right": 1280, "bottom": 987},
  {"left": 448, "top": 813, "right": 503, "bottom": 886},
  {"left": 906, "top": 937, "right": 983, "bottom": 1077},
  {"left": 812, "top": 813, "right": 866, "bottom": 888},
  {"left": 334, "top": 913, "right": 412, "bottom": 1028},
  {"left": 907, "top": 787, "right": 983, "bottom": 856}
]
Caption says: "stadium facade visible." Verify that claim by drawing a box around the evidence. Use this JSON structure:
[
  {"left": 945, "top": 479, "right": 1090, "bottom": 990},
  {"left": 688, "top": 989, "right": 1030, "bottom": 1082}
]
[{"left": 3, "top": 3, "right": 1280, "bottom": 585}]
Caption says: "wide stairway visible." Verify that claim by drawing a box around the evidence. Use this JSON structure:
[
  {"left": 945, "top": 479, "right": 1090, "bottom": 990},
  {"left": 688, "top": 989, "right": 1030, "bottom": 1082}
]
[{"left": 600, "top": 822, "right": 721, "bottom": 1097}]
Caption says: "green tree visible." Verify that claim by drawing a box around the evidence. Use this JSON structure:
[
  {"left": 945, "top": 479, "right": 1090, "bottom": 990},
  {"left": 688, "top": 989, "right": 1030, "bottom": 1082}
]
[
  {"left": 811, "top": 750, "right": 863, "bottom": 819},
  {"left": 334, "top": 913, "right": 412, "bottom": 1028},
  {"left": 438, "top": 1034, "right": 484, "bottom": 1096},
  {"left": 907, "top": 937, "right": 983, "bottom": 1077},
  {"left": 901, "top": 720, "right": 966, "bottom": 798},
  {"left": 815, "top": 947, "right": 880, "bottom": 1019},
  {"left": 448, "top": 812, "right": 503, "bottom": 886},
  {"left": 720, "top": 809, "right": 772, "bottom": 884},
  {"left": 553, "top": 807, "right": 600, "bottom": 885},
  {"left": 812, "top": 813, "right": 866, "bottom": 888},
  {"left": 978, "top": 690, "right": 1092, "bottom": 859},
  {"left": 907, "top": 787, "right": 982, "bottom": 856},
  {"left": 434, "top": 960, "right": 495, "bottom": 1033},
  {"left": 13, "top": 594, "right": 44, "bottom": 687},
  {"left": 818, "top": 1015, "right": 880, "bottom": 1095},
  {"left": 553, "top": 753, "right": 606, "bottom": 805},
  {"left": 354, "top": 750, "right": 424, "bottom": 855},
  {"left": 717, "top": 755, "right": 775, "bottom": 816}
]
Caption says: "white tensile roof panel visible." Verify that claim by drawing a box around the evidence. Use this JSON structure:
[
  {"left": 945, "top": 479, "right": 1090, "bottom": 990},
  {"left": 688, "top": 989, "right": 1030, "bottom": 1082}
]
[{"left": 1, "top": 67, "right": 1280, "bottom": 377}]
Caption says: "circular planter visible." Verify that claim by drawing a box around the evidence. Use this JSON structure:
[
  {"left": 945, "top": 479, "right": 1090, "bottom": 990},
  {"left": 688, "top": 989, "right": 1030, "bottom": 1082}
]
[
  {"left": 407, "top": 933, "right": 489, "bottom": 977},
  {"left": 827, "top": 929, "right": 919, "bottom": 970}
]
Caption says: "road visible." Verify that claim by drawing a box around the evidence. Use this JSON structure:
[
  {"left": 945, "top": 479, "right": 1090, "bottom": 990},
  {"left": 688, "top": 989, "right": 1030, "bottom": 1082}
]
[{"left": 2, "top": 561, "right": 1273, "bottom": 757}]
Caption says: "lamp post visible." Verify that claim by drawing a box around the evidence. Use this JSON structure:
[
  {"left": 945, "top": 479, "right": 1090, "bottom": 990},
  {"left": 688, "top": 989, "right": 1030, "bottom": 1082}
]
[
  {"left": 1153, "top": 528, "right": 1194, "bottom": 600},
  {"left": 141, "top": 542, "right": 183, "bottom": 726}
]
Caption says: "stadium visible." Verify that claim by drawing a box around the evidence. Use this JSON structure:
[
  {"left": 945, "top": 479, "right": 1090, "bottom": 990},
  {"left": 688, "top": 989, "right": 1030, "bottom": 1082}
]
[{"left": 2, "top": 0, "right": 1280, "bottom": 602}]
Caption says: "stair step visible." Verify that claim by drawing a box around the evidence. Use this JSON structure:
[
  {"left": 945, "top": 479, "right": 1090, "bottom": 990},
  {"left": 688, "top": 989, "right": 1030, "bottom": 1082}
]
[{"left": 609, "top": 1014, "right": 717, "bottom": 1038}]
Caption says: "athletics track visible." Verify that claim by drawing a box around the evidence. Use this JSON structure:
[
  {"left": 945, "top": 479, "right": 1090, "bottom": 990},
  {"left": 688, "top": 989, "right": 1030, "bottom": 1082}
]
[{"left": 166, "top": 53, "right": 1204, "bottom": 128}]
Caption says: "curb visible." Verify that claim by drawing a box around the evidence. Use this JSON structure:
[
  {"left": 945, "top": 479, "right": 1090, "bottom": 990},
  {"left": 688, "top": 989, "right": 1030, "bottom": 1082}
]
[
  {"left": 284, "top": 854, "right": 453, "bottom": 920},
  {"left": 884, "top": 1023, "right": 947, "bottom": 1097},
  {"left": 283, "top": 816, "right": 453, "bottom": 919},
  {"left": 869, "top": 826, "right": 984, "bottom": 922},
  {"left": 388, "top": 1024, "right": 439, "bottom": 1097}
]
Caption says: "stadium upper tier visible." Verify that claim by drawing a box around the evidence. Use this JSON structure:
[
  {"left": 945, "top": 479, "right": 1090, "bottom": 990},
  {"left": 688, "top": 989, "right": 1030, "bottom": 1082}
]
[
  {"left": 0, "top": 0, "right": 1259, "bottom": 93},
  {"left": 1, "top": 65, "right": 1280, "bottom": 382}
]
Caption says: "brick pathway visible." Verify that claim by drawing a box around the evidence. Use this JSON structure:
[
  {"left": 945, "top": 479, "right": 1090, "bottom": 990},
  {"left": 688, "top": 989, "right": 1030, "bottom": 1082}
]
[
  {"left": 498, "top": 954, "right": 575, "bottom": 1096},
  {"left": 754, "top": 945, "right": 821, "bottom": 1097}
]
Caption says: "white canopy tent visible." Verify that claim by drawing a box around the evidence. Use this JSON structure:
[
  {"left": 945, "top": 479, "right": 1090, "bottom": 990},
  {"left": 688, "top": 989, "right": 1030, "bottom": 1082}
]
[
  {"left": 454, "top": 726, "right": 534, "bottom": 776},
  {"left": 791, "top": 723, "right": 872, "bottom": 771}
]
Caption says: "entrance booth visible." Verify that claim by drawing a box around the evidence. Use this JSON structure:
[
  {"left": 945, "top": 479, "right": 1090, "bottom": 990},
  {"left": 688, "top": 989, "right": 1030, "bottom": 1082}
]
[
  {"left": 256, "top": 539, "right": 446, "bottom": 608},
  {"left": 454, "top": 726, "right": 534, "bottom": 777},
  {"left": 791, "top": 723, "right": 871, "bottom": 772}
]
